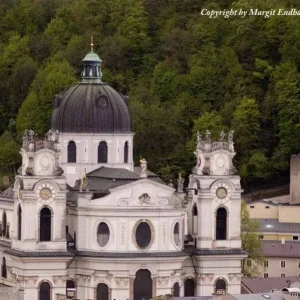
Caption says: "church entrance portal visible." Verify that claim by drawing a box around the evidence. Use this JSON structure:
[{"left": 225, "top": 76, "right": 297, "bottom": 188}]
[
  {"left": 96, "top": 283, "right": 109, "bottom": 300},
  {"left": 134, "top": 269, "right": 152, "bottom": 300}
]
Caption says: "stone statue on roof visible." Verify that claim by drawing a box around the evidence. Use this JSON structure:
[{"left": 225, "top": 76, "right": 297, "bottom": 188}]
[
  {"left": 177, "top": 173, "right": 185, "bottom": 193},
  {"left": 140, "top": 157, "right": 148, "bottom": 178}
]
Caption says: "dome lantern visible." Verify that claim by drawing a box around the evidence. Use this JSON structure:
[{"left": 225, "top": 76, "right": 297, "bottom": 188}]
[{"left": 81, "top": 37, "right": 103, "bottom": 83}]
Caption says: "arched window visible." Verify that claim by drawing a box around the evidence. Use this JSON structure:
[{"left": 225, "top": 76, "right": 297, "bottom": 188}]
[
  {"left": 216, "top": 207, "right": 227, "bottom": 240},
  {"left": 98, "top": 141, "right": 108, "bottom": 163},
  {"left": 18, "top": 205, "right": 22, "bottom": 240},
  {"left": 1, "top": 257, "right": 7, "bottom": 278},
  {"left": 215, "top": 278, "right": 226, "bottom": 293},
  {"left": 40, "top": 207, "right": 51, "bottom": 242},
  {"left": 173, "top": 282, "right": 180, "bottom": 297},
  {"left": 174, "top": 223, "right": 180, "bottom": 246},
  {"left": 192, "top": 204, "right": 198, "bottom": 234},
  {"left": 66, "top": 280, "right": 76, "bottom": 299},
  {"left": 134, "top": 269, "right": 152, "bottom": 300},
  {"left": 97, "top": 222, "right": 110, "bottom": 247},
  {"left": 124, "top": 141, "right": 129, "bottom": 163},
  {"left": 68, "top": 141, "right": 76, "bottom": 163},
  {"left": 39, "top": 282, "right": 51, "bottom": 300},
  {"left": 184, "top": 279, "right": 195, "bottom": 297},
  {"left": 136, "top": 222, "right": 151, "bottom": 249},
  {"left": 97, "top": 283, "right": 108, "bottom": 300},
  {"left": 2, "top": 211, "right": 7, "bottom": 237}
]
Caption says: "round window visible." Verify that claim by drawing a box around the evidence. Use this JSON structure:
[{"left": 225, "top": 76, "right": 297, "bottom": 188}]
[
  {"left": 97, "top": 222, "right": 110, "bottom": 247},
  {"left": 174, "top": 222, "right": 180, "bottom": 246},
  {"left": 136, "top": 222, "right": 151, "bottom": 249}
]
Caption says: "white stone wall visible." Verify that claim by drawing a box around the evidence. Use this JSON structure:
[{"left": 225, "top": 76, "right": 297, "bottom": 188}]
[
  {"left": 72, "top": 179, "right": 185, "bottom": 252},
  {"left": 59, "top": 132, "right": 134, "bottom": 186},
  {"left": 11, "top": 176, "right": 67, "bottom": 252}
]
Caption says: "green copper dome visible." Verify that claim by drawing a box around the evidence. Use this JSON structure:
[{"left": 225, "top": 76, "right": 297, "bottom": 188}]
[{"left": 82, "top": 51, "right": 102, "bottom": 63}]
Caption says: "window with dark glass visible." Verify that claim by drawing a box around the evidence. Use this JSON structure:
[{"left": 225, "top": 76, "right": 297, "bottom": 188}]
[
  {"left": 173, "top": 282, "right": 180, "bottom": 297},
  {"left": 68, "top": 141, "right": 76, "bottom": 163},
  {"left": 215, "top": 279, "right": 226, "bottom": 292},
  {"left": 184, "top": 279, "right": 195, "bottom": 297},
  {"left": 40, "top": 207, "right": 51, "bottom": 241},
  {"left": 124, "top": 141, "right": 129, "bottom": 163},
  {"left": 192, "top": 204, "right": 198, "bottom": 234},
  {"left": 66, "top": 280, "right": 76, "bottom": 299},
  {"left": 18, "top": 205, "right": 22, "bottom": 240},
  {"left": 39, "top": 282, "right": 51, "bottom": 300},
  {"left": 216, "top": 207, "right": 227, "bottom": 240},
  {"left": 97, "top": 222, "right": 110, "bottom": 247},
  {"left": 136, "top": 222, "right": 151, "bottom": 249},
  {"left": 2, "top": 211, "right": 7, "bottom": 237},
  {"left": 97, "top": 283, "right": 108, "bottom": 300},
  {"left": 174, "top": 223, "right": 180, "bottom": 246},
  {"left": 1, "top": 257, "right": 6, "bottom": 278},
  {"left": 98, "top": 141, "right": 108, "bottom": 163}
]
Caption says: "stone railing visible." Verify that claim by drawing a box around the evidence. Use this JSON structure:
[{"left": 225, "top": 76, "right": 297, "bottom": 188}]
[
  {"left": 197, "top": 141, "right": 232, "bottom": 152},
  {"left": 22, "top": 139, "right": 57, "bottom": 152}
]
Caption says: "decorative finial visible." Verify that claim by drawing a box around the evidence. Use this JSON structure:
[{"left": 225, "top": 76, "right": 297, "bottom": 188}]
[{"left": 90, "top": 36, "right": 94, "bottom": 52}]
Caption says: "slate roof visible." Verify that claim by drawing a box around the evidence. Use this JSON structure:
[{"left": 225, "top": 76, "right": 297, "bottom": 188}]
[
  {"left": 76, "top": 251, "right": 188, "bottom": 258},
  {"left": 263, "top": 241, "right": 300, "bottom": 258},
  {"left": 254, "top": 219, "right": 300, "bottom": 233},
  {"left": 88, "top": 167, "right": 140, "bottom": 179},
  {"left": 4, "top": 248, "right": 74, "bottom": 258},
  {"left": 184, "top": 247, "right": 247, "bottom": 256},
  {"left": 70, "top": 167, "right": 166, "bottom": 197},
  {"left": 232, "top": 293, "right": 284, "bottom": 300},
  {"left": 51, "top": 83, "right": 131, "bottom": 133},
  {"left": 173, "top": 293, "right": 285, "bottom": 300},
  {"left": 241, "top": 277, "right": 300, "bottom": 293},
  {"left": 0, "top": 186, "right": 14, "bottom": 201},
  {"left": 173, "top": 297, "right": 212, "bottom": 300}
]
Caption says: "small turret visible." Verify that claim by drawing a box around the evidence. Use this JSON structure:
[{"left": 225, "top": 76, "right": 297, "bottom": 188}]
[{"left": 81, "top": 36, "right": 103, "bottom": 83}]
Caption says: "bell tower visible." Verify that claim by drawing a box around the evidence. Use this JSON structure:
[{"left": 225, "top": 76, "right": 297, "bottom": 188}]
[
  {"left": 12, "top": 130, "right": 68, "bottom": 252},
  {"left": 187, "top": 130, "right": 242, "bottom": 249},
  {"left": 186, "top": 130, "right": 246, "bottom": 295}
]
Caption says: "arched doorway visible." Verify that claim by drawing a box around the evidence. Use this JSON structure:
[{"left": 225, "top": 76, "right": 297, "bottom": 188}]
[
  {"left": 134, "top": 269, "right": 152, "bottom": 300},
  {"left": 184, "top": 279, "right": 195, "bottom": 296},
  {"left": 215, "top": 278, "right": 226, "bottom": 293},
  {"left": 96, "top": 283, "right": 109, "bottom": 300},
  {"left": 216, "top": 207, "right": 227, "bottom": 240},
  {"left": 39, "top": 281, "right": 51, "bottom": 300},
  {"left": 173, "top": 282, "right": 180, "bottom": 297}
]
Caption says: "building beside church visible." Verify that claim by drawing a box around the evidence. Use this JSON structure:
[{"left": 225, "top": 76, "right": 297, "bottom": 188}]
[{"left": 0, "top": 46, "right": 246, "bottom": 300}]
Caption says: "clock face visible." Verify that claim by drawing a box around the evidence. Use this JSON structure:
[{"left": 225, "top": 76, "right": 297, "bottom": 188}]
[
  {"left": 216, "top": 187, "right": 227, "bottom": 199},
  {"left": 39, "top": 188, "right": 52, "bottom": 200},
  {"left": 212, "top": 182, "right": 231, "bottom": 204}
]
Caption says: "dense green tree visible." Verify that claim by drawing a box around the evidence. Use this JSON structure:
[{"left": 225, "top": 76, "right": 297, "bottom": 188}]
[
  {"left": 16, "top": 60, "right": 77, "bottom": 136},
  {"left": 0, "top": 0, "right": 299, "bottom": 188},
  {"left": 0, "top": 131, "right": 20, "bottom": 173},
  {"left": 241, "top": 200, "right": 264, "bottom": 277}
]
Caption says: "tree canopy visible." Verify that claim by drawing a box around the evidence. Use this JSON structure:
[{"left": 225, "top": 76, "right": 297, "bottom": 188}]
[{"left": 0, "top": 0, "right": 299, "bottom": 190}]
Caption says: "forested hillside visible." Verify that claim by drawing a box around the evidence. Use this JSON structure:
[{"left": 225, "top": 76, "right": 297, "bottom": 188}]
[{"left": 0, "top": 0, "right": 300, "bottom": 190}]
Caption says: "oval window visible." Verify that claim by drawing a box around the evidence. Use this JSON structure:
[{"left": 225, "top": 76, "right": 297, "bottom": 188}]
[
  {"left": 97, "top": 222, "right": 110, "bottom": 247},
  {"left": 136, "top": 222, "right": 151, "bottom": 249},
  {"left": 174, "top": 222, "right": 180, "bottom": 246},
  {"left": 96, "top": 95, "right": 108, "bottom": 109}
]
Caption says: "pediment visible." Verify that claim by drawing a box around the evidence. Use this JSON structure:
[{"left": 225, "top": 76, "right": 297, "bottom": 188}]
[{"left": 90, "top": 179, "right": 183, "bottom": 209}]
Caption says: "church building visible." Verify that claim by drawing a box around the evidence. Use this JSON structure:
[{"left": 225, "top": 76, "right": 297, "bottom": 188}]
[{"left": 0, "top": 45, "right": 246, "bottom": 300}]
